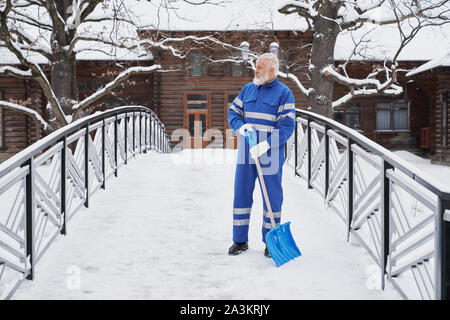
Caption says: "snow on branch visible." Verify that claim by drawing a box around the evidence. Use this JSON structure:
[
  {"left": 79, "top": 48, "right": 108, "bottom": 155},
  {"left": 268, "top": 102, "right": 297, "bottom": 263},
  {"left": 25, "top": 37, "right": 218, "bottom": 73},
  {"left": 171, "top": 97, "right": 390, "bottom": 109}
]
[
  {"left": 278, "top": 70, "right": 311, "bottom": 97},
  {"left": 72, "top": 64, "right": 162, "bottom": 114},
  {"left": 0, "top": 65, "right": 33, "bottom": 78},
  {"left": 332, "top": 85, "right": 402, "bottom": 109},
  {"left": 323, "top": 65, "right": 388, "bottom": 90},
  {"left": 278, "top": 1, "right": 319, "bottom": 19},
  {"left": 0, "top": 100, "right": 49, "bottom": 129},
  {"left": 323, "top": 63, "right": 404, "bottom": 109}
]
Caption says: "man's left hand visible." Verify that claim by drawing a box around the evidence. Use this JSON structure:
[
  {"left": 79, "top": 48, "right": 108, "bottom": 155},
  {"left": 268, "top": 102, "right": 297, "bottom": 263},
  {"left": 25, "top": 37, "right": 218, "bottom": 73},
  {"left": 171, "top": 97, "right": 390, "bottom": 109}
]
[{"left": 250, "top": 140, "right": 270, "bottom": 160}]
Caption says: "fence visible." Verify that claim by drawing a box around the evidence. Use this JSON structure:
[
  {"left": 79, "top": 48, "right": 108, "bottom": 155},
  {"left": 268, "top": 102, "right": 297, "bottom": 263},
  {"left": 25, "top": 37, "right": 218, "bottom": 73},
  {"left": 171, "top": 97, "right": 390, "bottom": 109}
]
[
  {"left": 0, "top": 106, "right": 171, "bottom": 299},
  {"left": 293, "top": 109, "right": 450, "bottom": 300}
]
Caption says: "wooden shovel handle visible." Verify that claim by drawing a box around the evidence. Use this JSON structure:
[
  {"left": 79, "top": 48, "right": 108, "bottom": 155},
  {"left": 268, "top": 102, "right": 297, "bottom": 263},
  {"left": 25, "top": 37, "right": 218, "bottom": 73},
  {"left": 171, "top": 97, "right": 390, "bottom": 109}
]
[{"left": 254, "top": 156, "right": 277, "bottom": 229}]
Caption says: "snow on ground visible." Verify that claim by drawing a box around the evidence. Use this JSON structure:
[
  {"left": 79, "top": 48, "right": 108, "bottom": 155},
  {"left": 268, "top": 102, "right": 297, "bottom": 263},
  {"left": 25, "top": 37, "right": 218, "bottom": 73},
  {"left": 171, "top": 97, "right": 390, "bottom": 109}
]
[
  {"left": 393, "top": 151, "right": 450, "bottom": 183},
  {"left": 12, "top": 149, "right": 402, "bottom": 300}
]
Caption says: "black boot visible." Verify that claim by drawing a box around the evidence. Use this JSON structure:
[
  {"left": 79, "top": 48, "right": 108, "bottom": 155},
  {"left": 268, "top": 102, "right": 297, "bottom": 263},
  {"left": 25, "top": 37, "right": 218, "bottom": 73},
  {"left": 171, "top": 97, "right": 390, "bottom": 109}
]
[
  {"left": 228, "top": 242, "right": 248, "bottom": 255},
  {"left": 264, "top": 246, "right": 271, "bottom": 258}
]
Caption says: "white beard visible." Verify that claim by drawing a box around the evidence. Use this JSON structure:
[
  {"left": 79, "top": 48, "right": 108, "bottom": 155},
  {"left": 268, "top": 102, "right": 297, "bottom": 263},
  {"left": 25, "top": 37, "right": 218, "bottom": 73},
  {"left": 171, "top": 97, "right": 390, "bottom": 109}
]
[{"left": 253, "top": 73, "right": 269, "bottom": 85}]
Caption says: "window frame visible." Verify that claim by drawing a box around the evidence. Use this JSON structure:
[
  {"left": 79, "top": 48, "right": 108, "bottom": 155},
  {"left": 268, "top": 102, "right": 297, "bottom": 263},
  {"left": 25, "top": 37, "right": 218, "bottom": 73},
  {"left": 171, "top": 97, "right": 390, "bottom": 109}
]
[
  {"left": 333, "top": 102, "right": 362, "bottom": 132},
  {"left": 375, "top": 100, "right": 410, "bottom": 132},
  {"left": 0, "top": 89, "right": 6, "bottom": 150},
  {"left": 186, "top": 50, "right": 210, "bottom": 77},
  {"left": 225, "top": 61, "right": 250, "bottom": 77}
]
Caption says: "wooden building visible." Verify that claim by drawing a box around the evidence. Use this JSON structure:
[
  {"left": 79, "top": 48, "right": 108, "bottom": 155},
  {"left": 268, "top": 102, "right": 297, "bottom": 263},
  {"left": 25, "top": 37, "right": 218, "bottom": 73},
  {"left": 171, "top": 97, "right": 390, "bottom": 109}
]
[
  {"left": 0, "top": 59, "right": 153, "bottom": 163},
  {"left": 143, "top": 30, "right": 312, "bottom": 149},
  {"left": 405, "top": 54, "right": 450, "bottom": 164},
  {"left": 0, "top": 29, "right": 449, "bottom": 165},
  {"left": 142, "top": 29, "right": 449, "bottom": 164}
]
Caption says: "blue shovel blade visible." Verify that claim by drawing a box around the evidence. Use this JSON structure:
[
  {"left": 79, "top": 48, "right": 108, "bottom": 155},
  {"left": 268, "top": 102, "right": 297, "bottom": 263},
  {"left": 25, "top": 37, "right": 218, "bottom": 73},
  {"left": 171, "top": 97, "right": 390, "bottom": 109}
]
[{"left": 265, "top": 222, "right": 301, "bottom": 267}]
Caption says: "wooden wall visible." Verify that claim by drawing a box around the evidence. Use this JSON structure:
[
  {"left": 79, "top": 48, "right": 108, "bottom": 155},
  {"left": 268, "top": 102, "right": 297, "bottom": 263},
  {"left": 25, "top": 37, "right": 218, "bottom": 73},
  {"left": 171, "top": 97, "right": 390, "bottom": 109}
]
[
  {"left": 144, "top": 30, "right": 312, "bottom": 148},
  {"left": 433, "top": 67, "right": 450, "bottom": 164},
  {"left": 76, "top": 60, "right": 155, "bottom": 114},
  {"left": 0, "top": 60, "right": 154, "bottom": 163},
  {"left": 0, "top": 32, "right": 447, "bottom": 164},
  {"left": 332, "top": 60, "right": 429, "bottom": 155},
  {"left": 0, "top": 76, "right": 43, "bottom": 162}
]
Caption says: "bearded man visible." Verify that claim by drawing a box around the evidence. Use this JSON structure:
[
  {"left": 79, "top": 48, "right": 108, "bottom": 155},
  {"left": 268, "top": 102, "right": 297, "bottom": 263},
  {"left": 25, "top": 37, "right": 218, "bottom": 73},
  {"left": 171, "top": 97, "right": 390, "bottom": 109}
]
[{"left": 227, "top": 52, "right": 296, "bottom": 257}]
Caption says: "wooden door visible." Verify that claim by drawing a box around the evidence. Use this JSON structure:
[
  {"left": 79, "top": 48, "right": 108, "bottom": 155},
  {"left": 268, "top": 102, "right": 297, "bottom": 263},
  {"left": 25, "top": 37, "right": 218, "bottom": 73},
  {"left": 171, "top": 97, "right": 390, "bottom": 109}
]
[{"left": 184, "top": 92, "right": 210, "bottom": 148}]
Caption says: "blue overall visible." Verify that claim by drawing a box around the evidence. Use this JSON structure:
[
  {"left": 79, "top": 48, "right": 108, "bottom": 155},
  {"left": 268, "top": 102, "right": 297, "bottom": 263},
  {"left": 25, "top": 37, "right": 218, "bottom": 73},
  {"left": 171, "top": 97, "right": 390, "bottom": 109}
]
[{"left": 228, "top": 77, "right": 295, "bottom": 243}]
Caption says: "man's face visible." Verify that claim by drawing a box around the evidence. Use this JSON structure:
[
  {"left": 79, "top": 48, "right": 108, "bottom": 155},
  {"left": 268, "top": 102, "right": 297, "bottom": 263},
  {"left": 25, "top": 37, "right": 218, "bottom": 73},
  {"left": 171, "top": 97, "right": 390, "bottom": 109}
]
[{"left": 253, "top": 58, "right": 271, "bottom": 85}]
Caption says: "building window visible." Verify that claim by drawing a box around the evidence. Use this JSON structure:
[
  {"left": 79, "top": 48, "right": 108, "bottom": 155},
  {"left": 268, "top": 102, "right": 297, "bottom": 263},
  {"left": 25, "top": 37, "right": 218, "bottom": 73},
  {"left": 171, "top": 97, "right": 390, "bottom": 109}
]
[
  {"left": 77, "top": 80, "right": 88, "bottom": 91},
  {"left": 225, "top": 93, "right": 239, "bottom": 137},
  {"left": 278, "top": 51, "right": 287, "bottom": 73},
  {"left": 333, "top": 103, "right": 361, "bottom": 130},
  {"left": 92, "top": 81, "right": 103, "bottom": 91},
  {"left": 0, "top": 90, "right": 5, "bottom": 149},
  {"left": 225, "top": 61, "right": 249, "bottom": 77},
  {"left": 188, "top": 51, "right": 209, "bottom": 77},
  {"left": 0, "top": 107, "right": 4, "bottom": 149},
  {"left": 376, "top": 101, "right": 408, "bottom": 131}
]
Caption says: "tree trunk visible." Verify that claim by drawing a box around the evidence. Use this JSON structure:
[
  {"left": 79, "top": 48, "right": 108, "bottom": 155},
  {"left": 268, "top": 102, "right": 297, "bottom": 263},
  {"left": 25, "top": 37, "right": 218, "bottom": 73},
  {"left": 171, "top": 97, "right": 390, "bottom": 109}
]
[
  {"left": 309, "top": 2, "right": 341, "bottom": 118},
  {"left": 50, "top": 51, "right": 78, "bottom": 119},
  {"left": 48, "top": 0, "right": 77, "bottom": 129}
]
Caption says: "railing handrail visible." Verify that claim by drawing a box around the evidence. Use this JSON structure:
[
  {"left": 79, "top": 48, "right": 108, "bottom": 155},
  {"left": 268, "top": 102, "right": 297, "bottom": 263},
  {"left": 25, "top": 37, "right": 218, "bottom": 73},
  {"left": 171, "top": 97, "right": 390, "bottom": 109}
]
[
  {"left": 296, "top": 108, "right": 450, "bottom": 199},
  {"left": 294, "top": 107, "right": 450, "bottom": 300},
  {"left": 0, "top": 106, "right": 166, "bottom": 180}
]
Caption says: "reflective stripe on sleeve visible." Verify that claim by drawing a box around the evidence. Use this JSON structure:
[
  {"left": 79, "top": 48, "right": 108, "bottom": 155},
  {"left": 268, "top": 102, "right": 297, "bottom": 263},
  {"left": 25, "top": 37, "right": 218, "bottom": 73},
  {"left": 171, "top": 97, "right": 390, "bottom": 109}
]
[
  {"left": 277, "top": 112, "right": 296, "bottom": 121},
  {"left": 229, "top": 104, "right": 243, "bottom": 116},
  {"left": 233, "top": 97, "right": 243, "bottom": 108},
  {"left": 278, "top": 103, "right": 295, "bottom": 113}
]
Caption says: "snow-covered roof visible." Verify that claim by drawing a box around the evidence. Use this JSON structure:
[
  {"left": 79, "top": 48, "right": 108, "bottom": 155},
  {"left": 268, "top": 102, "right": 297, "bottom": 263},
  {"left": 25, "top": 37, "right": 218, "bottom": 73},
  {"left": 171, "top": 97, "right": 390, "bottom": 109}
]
[
  {"left": 0, "top": 47, "right": 47, "bottom": 65},
  {"left": 137, "top": 0, "right": 309, "bottom": 32},
  {"left": 0, "top": 0, "right": 449, "bottom": 67},
  {"left": 0, "top": 46, "right": 152, "bottom": 65},
  {"left": 406, "top": 50, "right": 450, "bottom": 77},
  {"left": 335, "top": 23, "right": 450, "bottom": 62},
  {"left": 137, "top": 0, "right": 450, "bottom": 62}
]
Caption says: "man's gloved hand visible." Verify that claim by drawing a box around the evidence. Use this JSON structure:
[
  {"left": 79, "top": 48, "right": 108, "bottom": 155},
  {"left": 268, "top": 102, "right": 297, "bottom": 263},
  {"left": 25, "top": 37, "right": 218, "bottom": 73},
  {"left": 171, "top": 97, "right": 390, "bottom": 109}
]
[
  {"left": 250, "top": 140, "right": 270, "bottom": 160},
  {"left": 238, "top": 123, "right": 254, "bottom": 136}
]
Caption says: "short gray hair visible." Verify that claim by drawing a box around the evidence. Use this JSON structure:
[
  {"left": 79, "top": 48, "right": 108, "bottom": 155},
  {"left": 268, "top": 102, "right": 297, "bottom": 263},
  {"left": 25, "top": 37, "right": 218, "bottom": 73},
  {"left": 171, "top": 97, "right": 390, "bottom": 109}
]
[{"left": 257, "top": 53, "right": 279, "bottom": 76}]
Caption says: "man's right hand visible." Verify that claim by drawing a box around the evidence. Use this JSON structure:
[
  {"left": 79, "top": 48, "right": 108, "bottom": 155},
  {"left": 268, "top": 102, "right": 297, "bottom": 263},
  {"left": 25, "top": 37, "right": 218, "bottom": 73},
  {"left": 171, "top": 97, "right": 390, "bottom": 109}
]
[{"left": 238, "top": 123, "right": 254, "bottom": 136}]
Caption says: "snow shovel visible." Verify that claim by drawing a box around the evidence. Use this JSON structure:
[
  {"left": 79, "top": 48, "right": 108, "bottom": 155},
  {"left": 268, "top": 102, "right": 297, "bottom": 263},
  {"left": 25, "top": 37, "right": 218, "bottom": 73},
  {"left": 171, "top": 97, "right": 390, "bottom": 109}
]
[{"left": 244, "top": 128, "right": 301, "bottom": 267}]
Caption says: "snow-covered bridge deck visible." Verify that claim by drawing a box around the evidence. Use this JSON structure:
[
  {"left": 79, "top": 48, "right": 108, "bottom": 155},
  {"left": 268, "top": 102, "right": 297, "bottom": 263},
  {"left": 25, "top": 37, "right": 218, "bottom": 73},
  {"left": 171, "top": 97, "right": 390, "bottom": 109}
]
[{"left": 12, "top": 149, "right": 401, "bottom": 299}]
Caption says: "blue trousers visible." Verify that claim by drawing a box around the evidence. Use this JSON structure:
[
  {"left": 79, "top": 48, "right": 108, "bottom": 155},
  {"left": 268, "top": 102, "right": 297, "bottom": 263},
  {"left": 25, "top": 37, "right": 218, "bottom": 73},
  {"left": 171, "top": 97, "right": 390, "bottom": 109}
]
[{"left": 232, "top": 162, "right": 283, "bottom": 243}]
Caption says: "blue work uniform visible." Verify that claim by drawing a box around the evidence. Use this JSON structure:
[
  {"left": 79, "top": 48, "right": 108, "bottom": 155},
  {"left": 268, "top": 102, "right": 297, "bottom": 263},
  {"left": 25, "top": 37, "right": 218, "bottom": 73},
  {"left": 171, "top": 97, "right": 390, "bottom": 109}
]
[{"left": 228, "top": 77, "right": 296, "bottom": 243}]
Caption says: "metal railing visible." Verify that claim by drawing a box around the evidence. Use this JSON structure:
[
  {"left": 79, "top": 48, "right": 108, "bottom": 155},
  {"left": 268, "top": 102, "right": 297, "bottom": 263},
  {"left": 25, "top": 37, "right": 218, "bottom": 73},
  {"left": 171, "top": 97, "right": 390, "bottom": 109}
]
[
  {"left": 293, "top": 108, "right": 450, "bottom": 300},
  {"left": 0, "top": 106, "right": 171, "bottom": 299}
]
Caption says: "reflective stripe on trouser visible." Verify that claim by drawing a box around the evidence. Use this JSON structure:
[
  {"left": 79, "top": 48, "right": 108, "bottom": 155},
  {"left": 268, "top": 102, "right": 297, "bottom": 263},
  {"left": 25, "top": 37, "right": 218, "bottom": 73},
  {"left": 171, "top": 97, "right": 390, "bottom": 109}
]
[{"left": 232, "top": 161, "right": 283, "bottom": 243}]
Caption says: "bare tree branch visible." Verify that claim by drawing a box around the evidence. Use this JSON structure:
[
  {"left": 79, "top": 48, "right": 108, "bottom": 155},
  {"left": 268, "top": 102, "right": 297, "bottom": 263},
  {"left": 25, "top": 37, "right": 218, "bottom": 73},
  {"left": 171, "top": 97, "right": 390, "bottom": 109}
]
[
  {"left": 72, "top": 64, "right": 162, "bottom": 116},
  {"left": 0, "top": 100, "right": 49, "bottom": 129}
]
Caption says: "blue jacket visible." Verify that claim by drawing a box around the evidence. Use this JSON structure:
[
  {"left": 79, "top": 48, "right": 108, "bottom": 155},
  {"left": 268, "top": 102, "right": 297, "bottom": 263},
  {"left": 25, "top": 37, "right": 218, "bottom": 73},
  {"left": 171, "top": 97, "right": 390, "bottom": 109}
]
[{"left": 228, "top": 77, "right": 296, "bottom": 165}]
